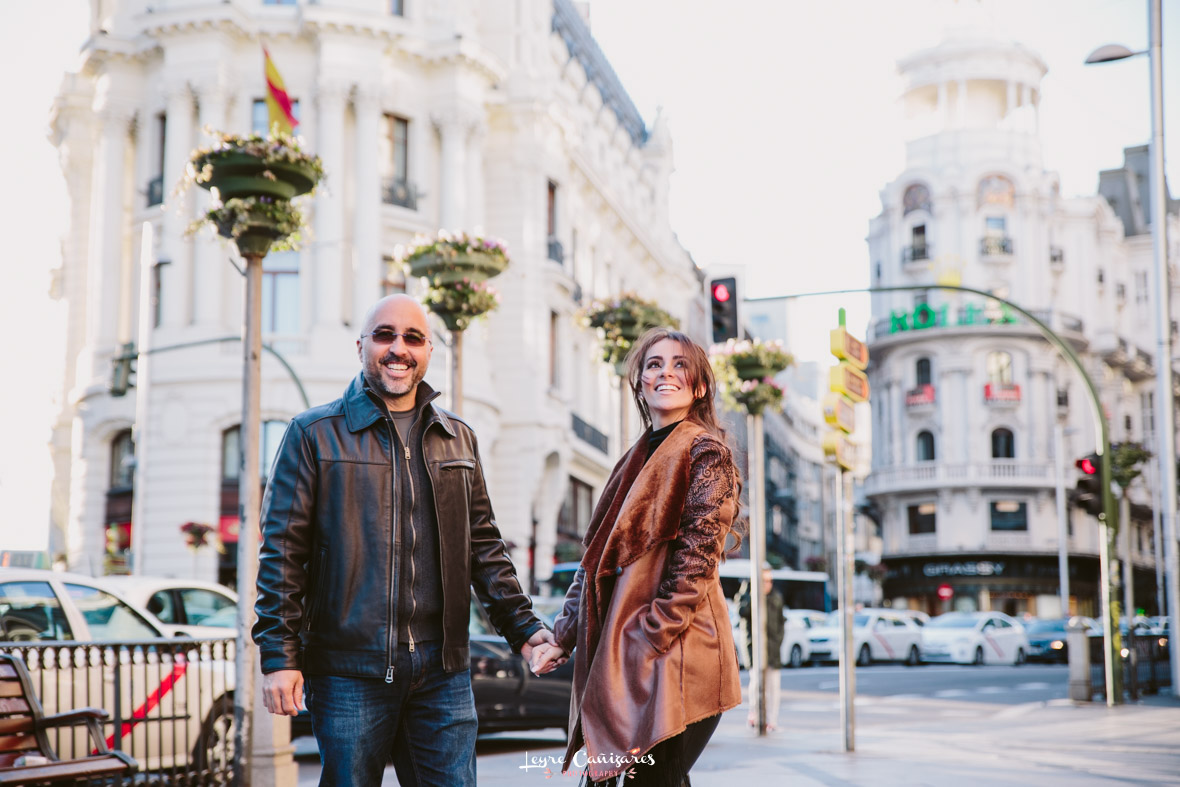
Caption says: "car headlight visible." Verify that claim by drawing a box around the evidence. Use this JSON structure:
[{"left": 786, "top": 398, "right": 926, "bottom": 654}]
[{"left": 1050, "top": 640, "right": 1064, "bottom": 650}]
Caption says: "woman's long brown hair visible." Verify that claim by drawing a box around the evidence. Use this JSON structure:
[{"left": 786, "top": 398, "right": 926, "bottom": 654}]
[{"left": 624, "top": 327, "right": 746, "bottom": 552}]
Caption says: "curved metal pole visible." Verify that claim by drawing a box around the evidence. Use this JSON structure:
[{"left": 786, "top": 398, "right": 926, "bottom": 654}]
[{"left": 749, "top": 284, "right": 1122, "bottom": 703}]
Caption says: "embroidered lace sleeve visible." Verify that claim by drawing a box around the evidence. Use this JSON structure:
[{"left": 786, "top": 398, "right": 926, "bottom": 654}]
[{"left": 656, "top": 436, "right": 738, "bottom": 599}]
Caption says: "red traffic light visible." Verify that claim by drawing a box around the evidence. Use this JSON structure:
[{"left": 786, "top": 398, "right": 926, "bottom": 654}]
[
  {"left": 1075, "top": 455, "right": 1099, "bottom": 475},
  {"left": 712, "top": 282, "right": 731, "bottom": 302}
]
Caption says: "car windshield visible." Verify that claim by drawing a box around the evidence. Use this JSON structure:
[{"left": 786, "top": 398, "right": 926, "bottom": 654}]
[
  {"left": 927, "top": 615, "right": 978, "bottom": 629},
  {"left": 1026, "top": 619, "right": 1066, "bottom": 634},
  {"left": 825, "top": 612, "right": 869, "bottom": 628}
]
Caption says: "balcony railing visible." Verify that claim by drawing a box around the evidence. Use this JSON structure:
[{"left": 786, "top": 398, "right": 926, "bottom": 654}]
[
  {"left": 984, "top": 382, "right": 1021, "bottom": 405},
  {"left": 866, "top": 461, "right": 1052, "bottom": 495},
  {"left": 1050, "top": 246, "right": 1064, "bottom": 266},
  {"left": 547, "top": 236, "right": 564, "bottom": 264},
  {"left": 571, "top": 412, "right": 608, "bottom": 453},
  {"left": 980, "top": 235, "right": 1013, "bottom": 256},
  {"left": 146, "top": 175, "right": 164, "bottom": 208},
  {"left": 905, "top": 384, "right": 936, "bottom": 408},
  {"left": 901, "top": 244, "right": 930, "bottom": 263},
  {"left": 382, "top": 177, "right": 419, "bottom": 210}
]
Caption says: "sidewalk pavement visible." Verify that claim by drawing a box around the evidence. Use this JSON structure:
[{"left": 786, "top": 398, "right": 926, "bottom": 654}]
[{"left": 297, "top": 690, "right": 1180, "bottom": 785}]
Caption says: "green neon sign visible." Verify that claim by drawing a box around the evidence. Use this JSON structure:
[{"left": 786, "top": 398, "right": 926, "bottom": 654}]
[{"left": 889, "top": 302, "right": 1018, "bottom": 334}]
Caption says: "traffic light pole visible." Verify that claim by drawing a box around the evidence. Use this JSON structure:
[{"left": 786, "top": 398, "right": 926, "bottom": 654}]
[{"left": 749, "top": 284, "right": 1124, "bottom": 704}]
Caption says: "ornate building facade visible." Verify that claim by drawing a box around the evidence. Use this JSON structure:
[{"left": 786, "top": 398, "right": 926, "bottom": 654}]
[{"left": 49, "top": 0, "right": 704, "bottom": 581}]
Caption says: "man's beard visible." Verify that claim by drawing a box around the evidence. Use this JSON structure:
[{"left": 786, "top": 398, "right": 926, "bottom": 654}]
[{"left": 364, "top": 351, "right": 425, "bottom": 402}]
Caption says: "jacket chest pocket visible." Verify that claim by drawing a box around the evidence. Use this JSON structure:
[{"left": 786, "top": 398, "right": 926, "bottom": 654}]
[{"left": 434, "top": 458, "right": 475, "bottom": 503}]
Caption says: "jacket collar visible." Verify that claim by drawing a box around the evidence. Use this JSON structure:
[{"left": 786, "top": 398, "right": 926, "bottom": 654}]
[{"left": 342, "top": 373, "right": 454, "bottom": 437}]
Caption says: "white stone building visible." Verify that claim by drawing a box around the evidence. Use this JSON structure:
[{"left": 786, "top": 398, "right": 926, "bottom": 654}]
[
  {"left": 48, "top": 0, "right": 704, "bottom": 583},
  {"left": 865, "top": 27, "right": 1178, "bottom": 618}
]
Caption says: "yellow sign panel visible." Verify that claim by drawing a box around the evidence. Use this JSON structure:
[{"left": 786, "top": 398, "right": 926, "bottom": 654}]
[
  {"left": 823, "top": 432, "right": 853, "bottom": 471},
  {"left": 830, "top": 327, "right": 868, "bottom": 370},
  {"left": 829, "top": 363, "right": 870, "bottom": 403},
  {"left": 823, "top": 393, "right": 856, "bottom": 433}
]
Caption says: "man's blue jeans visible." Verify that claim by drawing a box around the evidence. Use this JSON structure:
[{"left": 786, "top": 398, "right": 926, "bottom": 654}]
[{"left": 306, "top": 641, "right": 477, "bottom": 786}]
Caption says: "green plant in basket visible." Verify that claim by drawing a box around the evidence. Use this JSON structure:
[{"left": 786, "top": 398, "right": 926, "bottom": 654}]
[
  {"left": 582, "top": 293, "right": 679, "bottom": 371},
  {"left": 422, "top": 278, "right": 501, "bottom": 332}
]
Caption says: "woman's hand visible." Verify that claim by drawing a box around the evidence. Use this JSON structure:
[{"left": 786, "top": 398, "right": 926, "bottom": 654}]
[{"left": 529, "top": 642, "right": 569, "bottom": 675}]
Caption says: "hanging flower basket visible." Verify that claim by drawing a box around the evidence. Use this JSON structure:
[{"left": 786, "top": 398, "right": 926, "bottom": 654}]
[
  {"left": 582, "top": 293, "right": 679, "bottom": 374},
  {"left": 180, "top": 521, "right": 216, "bottom": 552},
  {"left": 192, "top": 196, "right": 306, "bottom": 258},
  {"left": 710, "top": 338, "right": 793, "bottom": 416},
  {"left": 422, "top": 278, "right": 501, "bottom": 332},
  {"left": 185, "top": 130, "right": 324, "bottom": 202},
  {"left": 401, "top": 231, "right": 510, "bottom": 286}
]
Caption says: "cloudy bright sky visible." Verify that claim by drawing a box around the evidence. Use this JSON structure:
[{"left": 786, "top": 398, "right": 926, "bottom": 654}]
[{"left": 1, "top": 0, "right": 1177, "bottom": 551}]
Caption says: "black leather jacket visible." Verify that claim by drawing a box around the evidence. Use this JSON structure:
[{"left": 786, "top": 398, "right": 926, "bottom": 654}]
[{"left": 253, "top": 375, "right": 543, "bottom": 677}]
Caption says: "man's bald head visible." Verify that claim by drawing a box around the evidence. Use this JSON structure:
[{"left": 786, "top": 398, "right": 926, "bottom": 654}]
[{"left": 357, "top": 295, "right": 434, "bottom": 412}]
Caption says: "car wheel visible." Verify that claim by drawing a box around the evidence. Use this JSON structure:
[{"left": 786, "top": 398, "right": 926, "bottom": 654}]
[
  {"left": 194, "top": 695, "right": 236, "bottom": 771},
  {"left": 972, "top": 646, "right": 985, "bottom": 666},
  {"left": 905, "top": 645, "right": 920, "bottom": 666},
  {"left": 1014, "top": 648, "right": 1026, "bottom": 666},
  {"left": 789, "top": 645, "right": 803, "bottom": 669},
  {"left": 856, "top": 644, "right": 871, "bottom": 667}
]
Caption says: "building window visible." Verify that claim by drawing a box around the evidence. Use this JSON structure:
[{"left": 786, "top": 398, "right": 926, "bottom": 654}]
[
  {"left": 907, "top": 503, "right": 936, "bottom": 535},
  {"left": 911, "top": 224, "right": 928, "bottom": 259},
  {"left": 263, "top": 0, "right": 296, "bottom": 6},
  {"left": 105, "top": 430, "right": 135, "bottom": 575},
  {"left": 1135, "top": 271, "right": 1149, "bottom": 306},
  {"left": 252, "top": 98, "right": 300, "bottom": 135},
  {"left": 557, "top": 477, "right": 594, "bottom": 538},
  {"left": 220, "top": 421, "right": 289, "bottom": 586},
  {"left": 549, "top": 310, "right": 560, "bottom": 389},
  {"left": 916, "top": 430, "right": 936, "bottom": 462},
  {"left": 262, "top": 251, "right": 300, "bottom": 334},
  {"left": 985, "top": 216, "right": 1007, "bottom": 235},
  {"left": 547, "top": 181, "right": 563, "bottom": 262},
  {"left": 379, "top": 115, "right": 416, "bottom": 208},
  {"left": 991, "top": 428, "right": 1015, "bottom": 459},
  {"left": 990, "top": 500, "right": 1028, "bottom": 531},
  {"left": 986, "top": 351, "right": 1012, "bottom": 385},
  {"left": 916, "top": 357, "right": 931, "bottom": 386},
  {"left": 391, "top": 0, "right": 405, "bottom": 15},
  {"left": 382, "top": 256, "right": 406, "bottom": 297},
  {"left": 146, "top": 112, "right": 166, "bottom": 207}
]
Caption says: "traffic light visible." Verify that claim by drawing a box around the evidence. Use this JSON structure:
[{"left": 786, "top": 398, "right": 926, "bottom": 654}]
[
  {"left": 1073, "top": 453, "right": 1103, "bottom": 517},
  {"left": 710, "top": 276, "right": 738, "bottom": 343},
  {"left": 110, "top": 342, "right": 137, "bottom": 397}
]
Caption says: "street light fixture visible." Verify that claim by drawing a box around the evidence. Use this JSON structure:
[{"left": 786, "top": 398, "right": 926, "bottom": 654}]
[{"left": 1085, "top": 0, "right": 1180, "bottom": 697}]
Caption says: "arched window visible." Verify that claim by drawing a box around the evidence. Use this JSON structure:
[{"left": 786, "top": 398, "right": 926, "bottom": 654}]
[
  {"left": 986, "top": 351, "right": 1012, "bottom": 384},
  {"left": 991, "top": 428, "right": 1015, "bottom": 459},
  {"left": 109, "top": 430, "right": 134, "bottom": 489},
  {"left": 916, "top": 358, "right": 932, "bottom": 386},
  {"left": 916, "top": 430, "right": 936, "bottom": 462}
]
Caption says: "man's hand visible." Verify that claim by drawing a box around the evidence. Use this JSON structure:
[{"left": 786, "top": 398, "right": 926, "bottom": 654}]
[
  {"left": 520, "top": 628, "right": 554, "bottom": 665},
  {"left": 529, "top": 642, "right": 568, "bottom": 675},
  {"left": 262, "top": 669, "right": 305, "bottom": 716}
]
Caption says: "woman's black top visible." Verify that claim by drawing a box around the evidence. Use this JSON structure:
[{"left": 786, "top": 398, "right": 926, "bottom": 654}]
[{"left": 645, "top": 420, "right": 684, "bottom": 462}]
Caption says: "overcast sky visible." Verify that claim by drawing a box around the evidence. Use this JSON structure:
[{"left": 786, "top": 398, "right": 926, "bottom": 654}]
[{"left": 1, "top": 0, "right": 1176, "bottom": 551}]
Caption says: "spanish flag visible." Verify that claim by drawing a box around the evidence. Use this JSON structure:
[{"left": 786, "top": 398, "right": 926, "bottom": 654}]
[{"left": 263, "top": 45, "right": 298, "bottom": 135}]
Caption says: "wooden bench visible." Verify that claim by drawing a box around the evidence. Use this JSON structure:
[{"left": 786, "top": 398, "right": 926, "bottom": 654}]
[{"left": 0, "top": 653, "right": 137, "bottom": 785}]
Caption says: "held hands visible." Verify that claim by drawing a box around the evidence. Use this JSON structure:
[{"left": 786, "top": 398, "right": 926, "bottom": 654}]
[
  {"left": 261, "top": 669, "right": 305, "bottom": 716},
  {"left": 528, "top": 641, "right": 568, "bottom": 675}
]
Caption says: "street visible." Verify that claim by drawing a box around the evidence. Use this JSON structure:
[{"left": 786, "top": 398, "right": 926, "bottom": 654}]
[{"left": 293, "top": 663, "right": 1180, "bottom": 786}]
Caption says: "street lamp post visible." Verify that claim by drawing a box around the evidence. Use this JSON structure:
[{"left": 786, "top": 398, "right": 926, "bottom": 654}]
[{"left": 1085, "top": 0, "right": 1180, "bottom": 695}]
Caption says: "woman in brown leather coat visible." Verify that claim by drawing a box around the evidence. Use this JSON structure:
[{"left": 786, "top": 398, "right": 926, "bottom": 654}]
[{"left": 532, "top": 327, "right": 744, "bottom": 786}]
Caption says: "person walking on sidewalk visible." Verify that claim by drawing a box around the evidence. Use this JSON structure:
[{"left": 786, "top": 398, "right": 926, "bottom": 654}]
[
  {"left": 738, "top": 566, "right": 784, "bottom": 731},
  {"left": 253, "top": 295, "right": 555, "bottom": 787},
  {"left": 532, "top": 327, "right": 745, "bottom": 786}
]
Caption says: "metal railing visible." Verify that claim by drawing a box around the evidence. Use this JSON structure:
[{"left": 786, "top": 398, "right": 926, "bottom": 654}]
[
  {"left": 571, "top": 412, "right": 608, "bottom": 453},
  {"left": 0, "top": 638, "right": 236, "bottom": 785},
  {"left": 1089, "top": 631, "right": 1171, "bottom": 700},
  {"left": 381, "top": 177, "right": 419, "bottom": 210},
  {"left": 980, "top": 235, "right": 1014, "bottom": 256},
  {"left": 547, "top": 236, "right": 564, "bottom": 264},
  {"left": 901, "top": 244, "right": 930, "bottom": 263}
]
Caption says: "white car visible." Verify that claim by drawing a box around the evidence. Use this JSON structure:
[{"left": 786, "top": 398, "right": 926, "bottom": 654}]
[
  {"left": 782, "top": 609, "right": 827, "bottom": 668},
  {"left": 97, "top": 576, "right": 238, "bottom": 638},
  {"left": 807, "top": 608, "right": 924, "bottom": 666},
  {"left": 0, "top": 568, "right": 235, "bottom": 772},
  {"left": 921, "top": 611, "right": 1031, "bottom": 665}
]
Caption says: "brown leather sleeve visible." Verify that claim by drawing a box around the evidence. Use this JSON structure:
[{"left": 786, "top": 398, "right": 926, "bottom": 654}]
[
  {"left": 641, "top": 436, "right": 738, "bottom": 653},
  {"left": 553, "top": 566, "right": 584, "bottom": 653}
]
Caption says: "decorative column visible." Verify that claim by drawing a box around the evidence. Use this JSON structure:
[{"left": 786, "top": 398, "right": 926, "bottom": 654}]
[
  {"left": 466, "top": 120, "right": 487, "bottom": 230},
  {"left": 433, "top": 109, "right": 474, "bottom": 230},
  {"left": 957, "top": 78, "right": 968, "bottom": 128},
  {"left": 353, "top": 84, "right": 382, "bottom": 321},
  {"left": 193, "top": 82, "right": 230, "bottom": 331},
  {"left": 161, "top": 82, "right": 194, "bottom": 329},
  {"left": 85, "top": 104, "right": 133, "bottom": 382},
  {"left": 313, "top": 81, "right": 347, "bottom": 333}
]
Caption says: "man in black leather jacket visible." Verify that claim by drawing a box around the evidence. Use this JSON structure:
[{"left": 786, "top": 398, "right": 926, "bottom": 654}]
[{"left": 254, "top": 294, "right": 553, "bottom": 786}]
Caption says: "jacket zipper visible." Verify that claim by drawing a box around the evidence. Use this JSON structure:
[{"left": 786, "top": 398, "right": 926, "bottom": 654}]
[
  {"left": 404, "top": 441, "right": 417, "bottom": 653},
  {"left": 385, "top": 418, "right": 400, "bottom": 682}
]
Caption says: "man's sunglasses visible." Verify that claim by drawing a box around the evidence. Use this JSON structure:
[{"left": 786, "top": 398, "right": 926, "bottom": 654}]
[{"left": 360, "top": 330, "right": 431, "bottom": 347}]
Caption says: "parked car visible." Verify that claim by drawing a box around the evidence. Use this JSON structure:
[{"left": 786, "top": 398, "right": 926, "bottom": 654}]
[
  {"left": 782, "top": 609, "right": 827, "bottom": 668},
  {"left": 0, "top": 568, "right": 235, "bottom": 772},
  {"left": 1025, "top": 616, "right": 1096, "bottom": 663},
  {"left": 807, "top": 608, "right": 923, "bottom": 666},
  {"left": 898, "top": 609, "right": 931, "bottom": 627},
  {"left": 921, "top": 611, "right": 1030, "bottom": 665},
  {"left": 293, "top": 594, "right": 573, "bottom": 741},
  {"left": 96, "top": 576, "right": 238, "bottom": 637}
]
